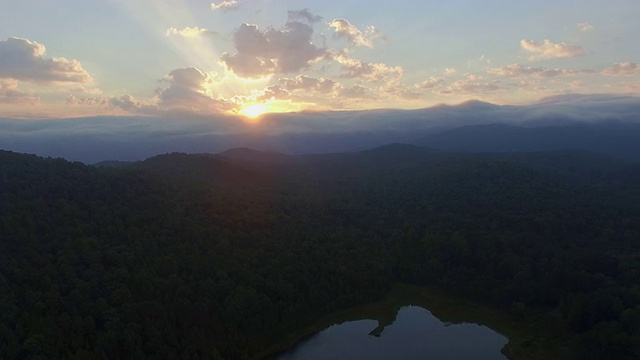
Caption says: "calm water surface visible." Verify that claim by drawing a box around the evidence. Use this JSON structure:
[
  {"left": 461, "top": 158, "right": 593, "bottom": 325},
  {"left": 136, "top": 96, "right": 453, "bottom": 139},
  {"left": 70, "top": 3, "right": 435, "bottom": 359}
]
[{"left": 275, "top": 305, "right": 508, "bottom": 360}]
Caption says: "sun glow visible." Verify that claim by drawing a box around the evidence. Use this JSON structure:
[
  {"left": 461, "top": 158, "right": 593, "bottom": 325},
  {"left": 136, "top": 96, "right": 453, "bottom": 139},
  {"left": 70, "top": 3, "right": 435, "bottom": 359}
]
[{"left": 239, "top": 104, "right": 268, "bottom": 118}]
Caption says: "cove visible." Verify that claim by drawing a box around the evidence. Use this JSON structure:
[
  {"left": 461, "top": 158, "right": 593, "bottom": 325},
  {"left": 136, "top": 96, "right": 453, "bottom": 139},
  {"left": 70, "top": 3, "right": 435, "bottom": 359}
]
[
  {"left": 258, "top": 284, "right": 571, "bottom": 360},
  {"left": 272, "top": 305, "right": 507, "bottom": 360}
]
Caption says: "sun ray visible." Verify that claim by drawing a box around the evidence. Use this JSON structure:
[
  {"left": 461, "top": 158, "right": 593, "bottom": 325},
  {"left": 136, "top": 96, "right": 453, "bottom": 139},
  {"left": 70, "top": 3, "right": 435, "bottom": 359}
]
[{"left": 112, "top": 0, "right": 221, "bottom": 72}]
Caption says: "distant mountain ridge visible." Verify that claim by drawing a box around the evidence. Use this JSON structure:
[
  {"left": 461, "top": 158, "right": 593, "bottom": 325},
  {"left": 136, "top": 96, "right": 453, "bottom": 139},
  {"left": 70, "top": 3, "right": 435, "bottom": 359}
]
[
  {"left": 2, "top": 94, "right": 639, "bottom": 163},
  {"left": 414, "top": 122, "right": 640, "bottom": 161}
]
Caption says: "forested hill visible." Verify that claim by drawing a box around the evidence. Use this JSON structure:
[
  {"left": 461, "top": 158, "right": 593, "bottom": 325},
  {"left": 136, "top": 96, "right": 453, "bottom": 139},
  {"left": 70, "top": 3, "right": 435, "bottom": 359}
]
[{"left": 1, "top": 146, "right": 640, "bottom": 359}]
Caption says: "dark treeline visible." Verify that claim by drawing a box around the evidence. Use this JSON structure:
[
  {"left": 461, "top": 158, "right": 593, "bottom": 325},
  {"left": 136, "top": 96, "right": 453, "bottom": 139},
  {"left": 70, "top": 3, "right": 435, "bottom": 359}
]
[{"left": 0, "top": 145, "right": 639, "bottom": 359}]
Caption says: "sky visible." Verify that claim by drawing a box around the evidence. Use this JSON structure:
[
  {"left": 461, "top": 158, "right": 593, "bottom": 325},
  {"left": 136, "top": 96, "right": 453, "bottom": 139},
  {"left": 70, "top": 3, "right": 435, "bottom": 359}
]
[{"left": 0, "top": 0, "right": 639, "bottom": 120}]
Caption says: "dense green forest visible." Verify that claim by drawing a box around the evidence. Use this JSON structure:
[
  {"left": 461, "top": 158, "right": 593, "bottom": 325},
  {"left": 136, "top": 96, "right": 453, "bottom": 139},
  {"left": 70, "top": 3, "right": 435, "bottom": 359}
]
[{"left": 1, "top": 145, "right": 639, "bottom": 359}]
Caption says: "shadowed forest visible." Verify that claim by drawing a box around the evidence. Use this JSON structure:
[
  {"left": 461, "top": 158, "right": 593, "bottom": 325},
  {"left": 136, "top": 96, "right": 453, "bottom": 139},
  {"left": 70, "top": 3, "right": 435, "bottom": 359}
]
[{"left": 1, "top": 145, "right": 639, "bottom": 359}]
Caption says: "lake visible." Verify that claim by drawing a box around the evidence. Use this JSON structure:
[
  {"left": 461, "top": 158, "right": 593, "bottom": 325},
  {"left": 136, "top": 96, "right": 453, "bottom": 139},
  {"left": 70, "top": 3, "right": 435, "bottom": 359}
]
[{"left": 273, "top": 305, "right": 508, "bottom": 360}]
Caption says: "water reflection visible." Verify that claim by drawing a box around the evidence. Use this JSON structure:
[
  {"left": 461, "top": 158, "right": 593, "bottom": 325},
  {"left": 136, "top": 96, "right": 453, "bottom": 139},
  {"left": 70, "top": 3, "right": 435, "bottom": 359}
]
[{"left": 276, "top": 306, "right": 508, "bottom": 360}]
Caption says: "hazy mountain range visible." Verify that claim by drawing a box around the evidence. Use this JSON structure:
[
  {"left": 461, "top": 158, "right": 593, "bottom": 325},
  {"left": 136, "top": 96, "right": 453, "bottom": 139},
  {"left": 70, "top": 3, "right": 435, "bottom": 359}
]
[{"left": 2, "top": 94, "right": 639, "bottom": 163}]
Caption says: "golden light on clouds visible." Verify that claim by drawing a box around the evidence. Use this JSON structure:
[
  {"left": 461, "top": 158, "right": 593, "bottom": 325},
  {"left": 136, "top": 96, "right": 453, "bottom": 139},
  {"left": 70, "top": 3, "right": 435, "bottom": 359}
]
[
  {"left": 2, "top": 1, "right": 638, "bottom": 119},
  {"left": 236, "top": 98, "right": 307, "bottom": 119}
]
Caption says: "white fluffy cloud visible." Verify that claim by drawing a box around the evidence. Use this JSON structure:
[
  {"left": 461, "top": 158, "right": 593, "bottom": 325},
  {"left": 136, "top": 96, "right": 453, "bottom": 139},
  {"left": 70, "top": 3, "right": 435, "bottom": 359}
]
[
  {"left": 65, "top": 94, "right": 108, "bottom": 107},
  {"left": 258, "top": 85, "right": 292, "bottom": 101},
  {"left": 166, "top": 27, "right": 216, "bottom": 38},
  {"left": 211, "top": 1, "right": 237, "bottom": 12},
  {"left": 0, "top": 78, "right": 39, "bottom": 104},
  {"left": 440, "top": 79, "right": 501, "bottom": 95},
  {"left": 415, "top": 77, "right": 445, "bottom": 90},
  {"left": 602, "top": 62, "right": 639, "bottom": 76},
  {"left": 328, "top": 19, "right": 382, "bottom": 48},
  {"left": 577, "top": 22, "right": 594, "bottom": 32},
  {"left": 221, "top": 22, "right": 326, "bottom": 78},
  {"left": 0, "top": 37, "right": 92, "bottom": 83},
  {"left": 110, "top": 94, "right": 150, "bottom": 112},
  {"left": 334, "top": 55, "right": 403, "bottom": 82},
  {"left": 520, "top": 39, "right": 584, "bottom": 60},
  {"left": 488, "top": 64, "right": 578, "bottom": 78},
  {"left": 279, "top": 75, "right": 340, "bottom": 94},
  {"left": 380, "top": 82, "right": 421, "bottom": 100},
  {"left": 156, "top": 67, "right": 231, "bottom": 113},
  {"left": 65, "top": 93, "right": 157, "bottom": 114}
]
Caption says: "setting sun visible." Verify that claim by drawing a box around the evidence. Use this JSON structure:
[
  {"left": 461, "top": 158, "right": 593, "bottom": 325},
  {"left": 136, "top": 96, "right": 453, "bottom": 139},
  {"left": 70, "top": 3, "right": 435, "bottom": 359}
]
[{"left": 239, "top": 104, "right": 267, "bottom": 118}]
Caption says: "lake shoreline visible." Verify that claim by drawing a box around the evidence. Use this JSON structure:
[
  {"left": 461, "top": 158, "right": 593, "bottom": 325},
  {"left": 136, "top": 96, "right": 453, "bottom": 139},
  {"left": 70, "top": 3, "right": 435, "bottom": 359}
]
[{"left": 254, "top": 284, "right": 572, "bottom": 360}]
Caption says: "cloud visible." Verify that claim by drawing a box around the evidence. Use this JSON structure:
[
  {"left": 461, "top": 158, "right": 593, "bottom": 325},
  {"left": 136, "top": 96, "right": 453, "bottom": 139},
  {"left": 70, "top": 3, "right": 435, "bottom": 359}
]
[
  {"left": 621, "top": 84, "right": 640, "bottom": 93},
  {"left": 166, "top": 26, "right": 216, "bottom": 38},
  {"left": 109, "top": 94, "right": 150, "bottom": 112},
  {"left": 570, "top": 80, "right": 584, "bottom": 90},
  {"left": 0, "top": 37, "right": 92, "bottom": 83},
  {"left": 279, "top": 75, "right": 340, "bottom": 94},
  {"left": 156, "top": 67, "right": 232, "bottom": 113},
  {"left": 467, "top": 55, "right": 491, "bottom": 69},
  {"left": 0, "top": 78, "right": 39, "bottom": 104},
  {"left": 65, "top": 94, "right": 108, "bottom": 106},
  {"left": 577, "top": 22, "right": 594, "bottom": 32},
  {"left": 65, "top": 93, "right": 156, "bottom": 114},
  {"left": 288, "top": 9, "right": 322, "bottom": 23},
  {"left": 602, "top": 62, "right": 639, "bottom": 76},
  {"left": 221, "top": 22, "right": 326, "bottom": 78},
  {"left": 339, "top": 85, "right": 370, "bottom": 99},
  {"left": 415, "top": 77, "right": 445, "bottom": 90},
  {"left": 211, "top": 1, "right": 238, "bottom": 12},
  {"left": 520, "top": 39, "right": 584, "bottom": 60},
  {"left": 381, "top": 82, "right": 421, "bottom": 100},
  {"left": 444, "top": 67, "right": 457, "bottom": 75},
  {"left": 334, "top": 55, "right": 403, "bottom": 82},
  {"left": 328, "top": 19, "right": 382, "bottom": 48},
  {"left": 440, "top": 79, "right": 501, "bottom": 95},
  {"left": 488, "top": 63, "right": 578, "bottom": 78},
  {"left": 258, "top": 85, "right": 291, "bottom": 101},
  {"left": 68, "top": 85, "right": 103, "bottom": 96},
  {"left": 465, "top": 73, "right": 483, "bottom": 81}
]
